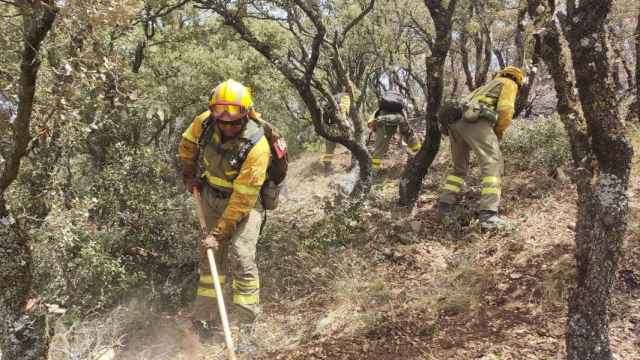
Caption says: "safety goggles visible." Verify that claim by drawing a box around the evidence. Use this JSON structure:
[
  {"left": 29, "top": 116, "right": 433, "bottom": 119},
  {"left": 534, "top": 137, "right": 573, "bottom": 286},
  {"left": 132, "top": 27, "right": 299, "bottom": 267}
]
[{"left": 210, "top": 102, "right": 248, "bottom": 121}]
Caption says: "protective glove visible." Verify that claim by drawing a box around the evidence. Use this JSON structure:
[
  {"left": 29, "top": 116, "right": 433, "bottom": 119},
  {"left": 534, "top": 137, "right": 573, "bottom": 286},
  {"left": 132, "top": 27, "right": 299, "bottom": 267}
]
[
  {"left": 201, "top": 234, "right": 219, "bottom": 251},
  {"left": 211, "top": 218, "right": 237, "bottom": 244}
]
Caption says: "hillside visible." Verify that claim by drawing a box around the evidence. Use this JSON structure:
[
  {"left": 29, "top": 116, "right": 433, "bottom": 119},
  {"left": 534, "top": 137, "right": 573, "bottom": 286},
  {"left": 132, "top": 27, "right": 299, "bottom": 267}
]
[{"left": 105, "top": 124, "right": 640, "bottom": 360}]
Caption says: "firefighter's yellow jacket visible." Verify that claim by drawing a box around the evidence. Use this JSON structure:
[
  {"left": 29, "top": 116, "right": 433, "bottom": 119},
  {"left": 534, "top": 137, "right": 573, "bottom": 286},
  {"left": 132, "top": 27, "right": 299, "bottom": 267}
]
[
  {"left": 465, "top": 76, "right": 519, "bottom": 139},
  {"left": 177, "top": 111, "right": 270, "bottom": 238}
]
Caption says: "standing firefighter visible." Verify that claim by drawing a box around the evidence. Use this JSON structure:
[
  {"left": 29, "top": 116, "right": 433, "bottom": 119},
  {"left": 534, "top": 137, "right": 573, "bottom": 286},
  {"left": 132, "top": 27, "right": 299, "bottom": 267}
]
[
  {"left": 177, "top": 79, "right": 268, "bottom": 353},
  {"left": 321, "top": 93, "right": 351, "bottom": 175},
  {"left": 368, "top": 91, "right": 421, "bottom": 170},
  {"left": 438, "top": 66, "right": 524, "bottom": 230}
]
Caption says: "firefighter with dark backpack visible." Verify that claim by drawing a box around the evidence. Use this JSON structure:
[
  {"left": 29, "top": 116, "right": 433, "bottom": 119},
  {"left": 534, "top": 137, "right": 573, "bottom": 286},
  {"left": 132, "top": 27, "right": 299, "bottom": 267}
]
[
  {"left": 177, "top": 79, "right": 287, "bottom": 353},
  {"left": 368, "top": 90, "right": 421, "bottom": 170}
]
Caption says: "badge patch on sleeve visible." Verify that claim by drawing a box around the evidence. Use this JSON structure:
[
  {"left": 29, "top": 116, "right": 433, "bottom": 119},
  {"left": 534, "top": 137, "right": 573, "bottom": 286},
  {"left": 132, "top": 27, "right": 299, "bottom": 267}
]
[{"left": 273, "top": 139, "right": 287, "bottom": 159}]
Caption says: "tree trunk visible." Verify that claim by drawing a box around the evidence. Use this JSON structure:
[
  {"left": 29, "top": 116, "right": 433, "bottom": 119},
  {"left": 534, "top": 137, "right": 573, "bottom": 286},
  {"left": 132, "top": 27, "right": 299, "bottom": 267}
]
[
  {"left": 514, "top": 4, "right": 527, "bottom": 68},
  {"left": 399, "top": 0, "right": 457, "bottom": 207},
  {"left": 561, "top": 1, "right": 634, "bottom": 359},
  {"left": 527, "top": 0, "right": 588, "bottom": 163},
  {"left": 460, "top": 3, "right": 475, "bottom": 91},
  {"left": 0, "top": 2, "right": 57, "bottom": 359},
  {"left": 637, "top": 12, "right": 639, "bottom": 96},
  {"left": 608, "top": 22, "right": 634, "bottom": 91},
  {"left": 514, "top": 50, "right": 540, "bottom": 117},
  {"left": 529, "top": 2, "right": 633, "bottom": 357},
  {"left": 449, "top": 53, "right": 460, "bottom": 97},
  {"left": 493, "top": 48, "right": 506, "bottom": 68},
  {"left": 475, "top": 23, "right": 492, "bottom": 86},
  {"left": 633, "top": 11, "right": 640, "bottom": 122},
  {"left": 514, "top": 2, "right": 538, "bottom": 117}
]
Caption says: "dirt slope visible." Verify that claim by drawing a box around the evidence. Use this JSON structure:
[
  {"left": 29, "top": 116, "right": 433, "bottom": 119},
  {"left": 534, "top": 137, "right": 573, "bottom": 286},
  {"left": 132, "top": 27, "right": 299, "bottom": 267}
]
[{"left": 116, "top": 139, "right": 640, "bottom": 360}]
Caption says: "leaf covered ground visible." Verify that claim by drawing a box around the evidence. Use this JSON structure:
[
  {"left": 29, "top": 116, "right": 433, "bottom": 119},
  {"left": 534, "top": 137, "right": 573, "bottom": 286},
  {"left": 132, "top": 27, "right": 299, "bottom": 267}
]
[{"left": 105, "top": 127, "right": 640, "bottom": 360}]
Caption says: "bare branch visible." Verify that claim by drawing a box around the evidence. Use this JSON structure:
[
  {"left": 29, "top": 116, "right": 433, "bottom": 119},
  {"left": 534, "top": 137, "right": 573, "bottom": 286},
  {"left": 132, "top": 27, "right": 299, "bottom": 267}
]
[{"left": 338, "top": 0, "right": 375, "bottom": 47}]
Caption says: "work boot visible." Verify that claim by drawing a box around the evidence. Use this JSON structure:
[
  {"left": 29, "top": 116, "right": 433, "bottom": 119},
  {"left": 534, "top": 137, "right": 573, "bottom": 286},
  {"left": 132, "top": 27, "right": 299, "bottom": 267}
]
[
  {"left": 236, "top": 323, "right": 257, "bottom": 354},
  {"left": 478, "top": 210, "right": 511, "bottom": 231},
  {"left": 192, "top": 320, "right": 217, "bottom": 342},
  {"left": 323, "top": 162, "right": 334, "bottom": 176}
]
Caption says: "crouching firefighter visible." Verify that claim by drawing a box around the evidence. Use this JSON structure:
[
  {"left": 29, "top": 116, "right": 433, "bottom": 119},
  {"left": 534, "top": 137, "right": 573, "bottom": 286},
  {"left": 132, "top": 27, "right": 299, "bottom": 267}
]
[
  {"left": 437, "top": 66, "right": 524, "bottom": 230},
  {"left": 177, "top": 79, "right": 287, "bottom": 353},
  {"left": 368, "top": 91, "right": 421, "bottom": 170}
]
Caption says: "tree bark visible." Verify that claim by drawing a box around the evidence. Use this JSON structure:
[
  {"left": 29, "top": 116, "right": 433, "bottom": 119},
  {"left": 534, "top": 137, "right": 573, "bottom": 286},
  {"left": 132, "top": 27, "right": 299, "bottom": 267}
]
[
  {"left": 633, "top": 11, "right": 640, "bottom": 122},
  {"left": 475, "top": 22, "right": 492, "bottom": 87},
  {"left": 459, "top": 3, "right": 475, "bottom": 91},
  {"left": 608, "top": 23, "right": 634, "bottom": 91},
  {"left": 493, "top": 48, "right": 506, "bottom": 68},
  {"left": 529, "top": 2, "right": 633, "bottom": 359},
  {"left": 514, "top": 2, "right": 539, "bottom": 117},
  {"left": 514, "top": 48, "right": 540, "bottom": 117},
  {"left": 0, "top": 2, "right": 57, "bottom": 359},
  {"left": 514, "top": 4, "right": 527, "bottom": 68},
  {"left": 527, "top": 0, "right": 588, "bottom": 163},
  {"left": 448, "top": 53, "right": 460, "bottom": 97},
  {"left": 398, "top": 0, "right": 457, "bottom": 207},
  {"left": 561, "top": 1, "right": 633, "bottom": 359},
  {"left": 637, "top": 11, "right": 639, "bottom": 97}
]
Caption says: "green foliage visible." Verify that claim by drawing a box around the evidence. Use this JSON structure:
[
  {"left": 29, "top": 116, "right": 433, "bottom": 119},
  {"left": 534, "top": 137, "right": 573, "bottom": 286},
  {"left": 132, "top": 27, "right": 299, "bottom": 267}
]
[
  {"left": 501, "top": 115, "right": 571, "bottom": 171},
  {"left": 26, "top": 143, "right": 198, "bottom": 311},
  {"left": 32, "top": 216, "right": 142, "bottom": 309}
]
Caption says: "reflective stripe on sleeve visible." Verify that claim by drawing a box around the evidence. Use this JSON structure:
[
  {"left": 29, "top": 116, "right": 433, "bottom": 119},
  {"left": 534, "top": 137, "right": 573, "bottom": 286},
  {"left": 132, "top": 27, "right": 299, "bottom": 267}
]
[
  {"left": 233, "top": 182, "right": 261, "bottom": 196},
  {"left": 204, "top": 172, "right": 233, "bottom": 189}
]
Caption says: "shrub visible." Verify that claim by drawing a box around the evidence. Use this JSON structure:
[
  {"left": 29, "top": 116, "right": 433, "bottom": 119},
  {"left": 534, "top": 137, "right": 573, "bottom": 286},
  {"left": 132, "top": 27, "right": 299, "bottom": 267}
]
[
  {"left": 31, "top": 143, "right": 198, "bottom": 311},
  {"left": 501, "top": 115, "right": 571, "bottom": 172}
]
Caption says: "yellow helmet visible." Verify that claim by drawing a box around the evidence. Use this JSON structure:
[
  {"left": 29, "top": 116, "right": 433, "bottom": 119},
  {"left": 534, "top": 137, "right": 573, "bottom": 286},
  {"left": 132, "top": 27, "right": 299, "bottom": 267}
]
[
  {"left": 208, "top": 79, "right": 253, "bottom": 121},
  {"left": 498, "top": 66, "right": 525, "bottom": 86}
]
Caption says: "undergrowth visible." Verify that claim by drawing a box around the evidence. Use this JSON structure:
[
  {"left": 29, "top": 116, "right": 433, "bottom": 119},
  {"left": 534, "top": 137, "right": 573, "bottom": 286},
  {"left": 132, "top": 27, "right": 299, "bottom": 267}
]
[{"left": 501, "top": 115, "right": 571, "bottom": 172}]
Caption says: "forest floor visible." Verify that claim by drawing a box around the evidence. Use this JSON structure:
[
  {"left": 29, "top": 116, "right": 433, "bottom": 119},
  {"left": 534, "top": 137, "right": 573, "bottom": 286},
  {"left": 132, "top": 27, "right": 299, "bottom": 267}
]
[{"left": 113, "top": 131, "right": 640, "bottom": 360}]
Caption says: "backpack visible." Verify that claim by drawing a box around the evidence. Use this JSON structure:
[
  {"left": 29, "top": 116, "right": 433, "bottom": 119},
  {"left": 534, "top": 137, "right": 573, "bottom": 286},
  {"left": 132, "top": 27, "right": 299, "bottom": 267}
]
[
  {"left": 437, "top": 80, "right": 504, "bottom": 130},
  {"left": 379, "top": 91, "right": 405, "bottom": 113},
  {"left": 198, "top": 114, "right": 288, "bottom": 210},
  {"left": 437, "top": 99, "right": 465, "bottom": 127}
]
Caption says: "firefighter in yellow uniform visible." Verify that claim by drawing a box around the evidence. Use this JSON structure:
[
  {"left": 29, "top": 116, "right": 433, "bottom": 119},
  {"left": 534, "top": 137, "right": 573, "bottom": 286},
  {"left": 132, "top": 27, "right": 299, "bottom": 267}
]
[
  {"left": 321, "top": 93, "right": 351, "bottom": 174},
  {"left": 177, "top": 79, "right": 268, "bottom": 353},
  {"left": 368, "top": 92, "right": 421, "bottom": 170},
  {"left": 438, "top": 67, "right": 524, "bottom": 230}
]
